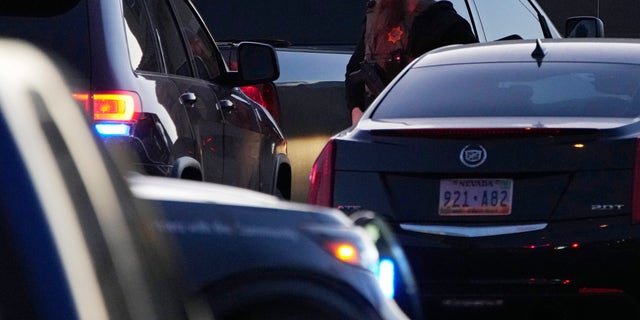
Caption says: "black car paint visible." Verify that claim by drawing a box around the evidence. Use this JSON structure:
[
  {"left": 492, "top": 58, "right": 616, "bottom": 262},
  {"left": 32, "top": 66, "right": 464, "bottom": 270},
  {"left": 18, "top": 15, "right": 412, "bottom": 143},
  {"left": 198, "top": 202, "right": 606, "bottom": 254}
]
[{"left": 324, "top": 39, "right": 640, "bottom": 319}]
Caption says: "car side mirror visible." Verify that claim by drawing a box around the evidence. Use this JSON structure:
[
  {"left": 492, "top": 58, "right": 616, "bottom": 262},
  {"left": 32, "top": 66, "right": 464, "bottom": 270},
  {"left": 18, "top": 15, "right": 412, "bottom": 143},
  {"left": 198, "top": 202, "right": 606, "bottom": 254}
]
[
  {"left": 565, "top": 16, "right": 604, "bottom": 38},
  {"left": 236, "top": 42, "right": 280, "bottom": 84}
]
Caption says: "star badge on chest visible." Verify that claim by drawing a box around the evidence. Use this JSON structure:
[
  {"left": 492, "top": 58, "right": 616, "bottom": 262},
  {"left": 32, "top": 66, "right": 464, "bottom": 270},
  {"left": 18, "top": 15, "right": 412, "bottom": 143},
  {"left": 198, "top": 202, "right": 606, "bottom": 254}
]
[{"left": 387, "top": 26, "right": 404, "bottom": 44}]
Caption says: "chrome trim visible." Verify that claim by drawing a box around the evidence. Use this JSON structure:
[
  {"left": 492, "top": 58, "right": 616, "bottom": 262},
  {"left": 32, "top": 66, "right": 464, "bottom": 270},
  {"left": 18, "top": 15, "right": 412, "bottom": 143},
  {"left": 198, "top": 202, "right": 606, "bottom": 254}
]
[{"left": 399, "top": 223, "right": 547, "bottom": 237}]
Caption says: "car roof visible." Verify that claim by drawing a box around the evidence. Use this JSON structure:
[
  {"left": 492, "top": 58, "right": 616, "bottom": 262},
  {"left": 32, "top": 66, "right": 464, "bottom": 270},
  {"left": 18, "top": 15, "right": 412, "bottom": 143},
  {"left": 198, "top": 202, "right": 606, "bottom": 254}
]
[
  {"left": 414, "top": 38, "right": 640, "bottom": 67},
  {"left": 128, "top": 174, "right": 353, "bottom": 223}
]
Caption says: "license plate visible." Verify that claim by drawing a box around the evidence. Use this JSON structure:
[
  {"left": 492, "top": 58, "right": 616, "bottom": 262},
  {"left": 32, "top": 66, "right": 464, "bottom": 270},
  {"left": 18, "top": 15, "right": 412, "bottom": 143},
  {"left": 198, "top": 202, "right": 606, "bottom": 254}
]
[{"left": 438, "top": 179, "right": 513, "bottom": 216}]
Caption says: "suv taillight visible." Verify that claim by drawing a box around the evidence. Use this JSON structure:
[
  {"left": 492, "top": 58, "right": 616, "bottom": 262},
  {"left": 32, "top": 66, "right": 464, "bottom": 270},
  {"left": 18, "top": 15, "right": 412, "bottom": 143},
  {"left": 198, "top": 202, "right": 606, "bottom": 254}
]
[
  {"left": 308, "top": 139, "right": 335, "bottom": 207},
  {"left": 633, "top": 139, "right": 640, "bottom": 224},
  {"left": 72, "top": 91, "right": 141, "bottom": 136},
  {"left": 240, "top": 83, "right": 281, "bottom": 124}
]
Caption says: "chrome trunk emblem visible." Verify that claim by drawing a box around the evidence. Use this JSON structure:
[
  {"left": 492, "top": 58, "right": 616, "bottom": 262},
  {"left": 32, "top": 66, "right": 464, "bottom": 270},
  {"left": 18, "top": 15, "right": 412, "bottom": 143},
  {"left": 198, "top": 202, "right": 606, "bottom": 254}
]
[{"left": 460, "top": 145, "right": 487, "bottom": 168}]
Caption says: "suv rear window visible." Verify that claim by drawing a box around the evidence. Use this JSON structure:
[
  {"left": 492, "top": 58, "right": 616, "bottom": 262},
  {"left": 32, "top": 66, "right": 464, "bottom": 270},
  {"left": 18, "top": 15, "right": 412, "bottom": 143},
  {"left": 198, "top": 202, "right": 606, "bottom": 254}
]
[
  {"left": 193, "top": 0, "right": 557, "bottom": 47},
  {"left": 373, "top": 62, "right": 640, "bottom": 119},
  {"left": 0, "top": 1, "right": 89, "bottom": 78}
]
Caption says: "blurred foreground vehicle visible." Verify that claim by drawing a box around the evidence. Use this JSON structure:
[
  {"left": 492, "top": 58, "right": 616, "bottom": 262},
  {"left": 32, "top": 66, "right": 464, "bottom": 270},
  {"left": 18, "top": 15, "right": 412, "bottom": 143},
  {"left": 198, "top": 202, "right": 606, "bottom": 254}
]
[
  {"left": 0, "top": 38, "right": 196, "bottom": 320},
  {"left": 0, "top": 0, "right": 291, "bottom": 198},
  {"left": 129, "top": 174, "right": 417, "bottom": 320},
  {"left": 309, "top": 39, "right": 640, "bottom": 319}
]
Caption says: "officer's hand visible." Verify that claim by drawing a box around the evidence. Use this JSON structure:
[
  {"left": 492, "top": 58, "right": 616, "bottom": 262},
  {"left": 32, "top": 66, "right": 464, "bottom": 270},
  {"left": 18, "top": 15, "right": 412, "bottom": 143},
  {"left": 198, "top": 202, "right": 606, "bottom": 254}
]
[{"left": 351, "top": 107, "right": 364, "bottom": 126}]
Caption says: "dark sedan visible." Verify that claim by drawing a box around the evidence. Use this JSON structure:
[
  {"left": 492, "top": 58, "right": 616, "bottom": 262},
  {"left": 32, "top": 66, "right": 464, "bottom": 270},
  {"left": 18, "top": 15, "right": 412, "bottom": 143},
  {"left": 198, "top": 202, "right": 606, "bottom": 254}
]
[{"left": 309, "top": 38, "right": 640, "bottom": 319}]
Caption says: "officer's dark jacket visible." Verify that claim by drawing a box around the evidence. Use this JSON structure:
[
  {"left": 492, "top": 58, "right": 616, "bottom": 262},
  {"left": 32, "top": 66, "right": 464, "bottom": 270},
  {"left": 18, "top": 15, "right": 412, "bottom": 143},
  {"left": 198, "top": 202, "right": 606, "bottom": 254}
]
[{"left": 345, "top": 0, "right": 477, "bottom": 111}]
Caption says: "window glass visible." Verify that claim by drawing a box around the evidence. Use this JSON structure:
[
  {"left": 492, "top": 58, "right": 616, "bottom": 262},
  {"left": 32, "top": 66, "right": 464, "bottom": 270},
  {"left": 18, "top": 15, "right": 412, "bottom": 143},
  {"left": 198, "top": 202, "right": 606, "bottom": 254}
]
[
  {"left": 372, "top": 63, "right": 640, "bottom": 119},
  {"left": 473, "top": 0, "right": 545, "bottom": 40},
  {"left": 171, "top": 0, "right": 221, "bottom": 80},
  {"left": 145, "top": 0, "right": 192, "bottom": 77},
  {"left": 0, "top": 2, "right": 90, "bottom": 78},
  {"left": 123, "top": 0, "right": 162, "bottom": 73}
]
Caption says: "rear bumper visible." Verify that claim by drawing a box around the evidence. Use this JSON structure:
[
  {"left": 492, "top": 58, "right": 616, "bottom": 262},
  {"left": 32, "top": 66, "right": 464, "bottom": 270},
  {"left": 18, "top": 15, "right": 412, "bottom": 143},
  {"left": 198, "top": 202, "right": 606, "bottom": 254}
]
[
  {"left": 424, "top": 292, "right": 639, "bottom": 320},
  {"left": 392, "top": 215, "right": 640, "bottom": 319},
  {"left": 101, "top": 136, "right": 172, "bottom": 176}
]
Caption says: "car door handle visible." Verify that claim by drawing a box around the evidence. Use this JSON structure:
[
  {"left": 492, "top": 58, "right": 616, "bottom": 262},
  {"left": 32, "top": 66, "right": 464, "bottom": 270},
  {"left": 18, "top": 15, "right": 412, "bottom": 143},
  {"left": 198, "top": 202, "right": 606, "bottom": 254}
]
[
  {"left": 179, "top": 92, "right": 197, "bottom": 108},
  {"left": 219, "top": 99, "right": 235, "bottom": 113}
]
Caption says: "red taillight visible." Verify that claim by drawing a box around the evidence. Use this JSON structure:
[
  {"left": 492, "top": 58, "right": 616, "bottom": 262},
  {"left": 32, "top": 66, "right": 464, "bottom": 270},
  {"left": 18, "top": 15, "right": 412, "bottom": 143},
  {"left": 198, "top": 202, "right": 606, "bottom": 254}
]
[
  {"left": 241, "top": 86, "right": 264, "bottom": 106},
  {"left": 240, "top": 83, "right": 281, "bottom": 123},
  {"left": 369, "top": 128, "right": 598, "bottom": 138},
  {"left": 308, "top": 139, "right": 336, "bottom": 207},
  {"left": 579, "top": 287, "right": 624, "bottom": 295},
  {"left": 93, "top": 92, "right": 138, "bottom": 121},
  {"left": 72, "top": 91, "right": 141, "bottom": 122},
  {"left": 632, "top": 139, "right": 640, "bottom": 224}
]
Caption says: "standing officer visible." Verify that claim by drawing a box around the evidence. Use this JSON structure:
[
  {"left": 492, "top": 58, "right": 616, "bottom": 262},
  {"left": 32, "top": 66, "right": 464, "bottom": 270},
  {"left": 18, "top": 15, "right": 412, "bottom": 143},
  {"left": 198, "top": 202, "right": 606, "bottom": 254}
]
[{"left": 345, "top": 0, "right": 477, "bottom": 125}]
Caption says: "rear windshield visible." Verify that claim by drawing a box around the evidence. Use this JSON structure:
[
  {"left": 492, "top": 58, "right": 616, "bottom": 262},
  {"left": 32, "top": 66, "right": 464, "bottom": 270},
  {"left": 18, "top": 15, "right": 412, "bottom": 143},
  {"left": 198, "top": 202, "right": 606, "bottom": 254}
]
[
  {"left": 372, "top": 62, "right": 640, "bottom": 119},
  {"left": 0, "top": 1, "right": 89, "bottom": 79}
]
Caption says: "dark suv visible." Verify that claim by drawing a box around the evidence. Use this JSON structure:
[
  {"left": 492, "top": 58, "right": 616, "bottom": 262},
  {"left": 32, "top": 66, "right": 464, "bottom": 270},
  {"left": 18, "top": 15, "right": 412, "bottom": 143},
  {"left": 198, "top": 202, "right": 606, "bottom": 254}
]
[{"left": 0, "top": 0, "right": 292, "bottom": 198}]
